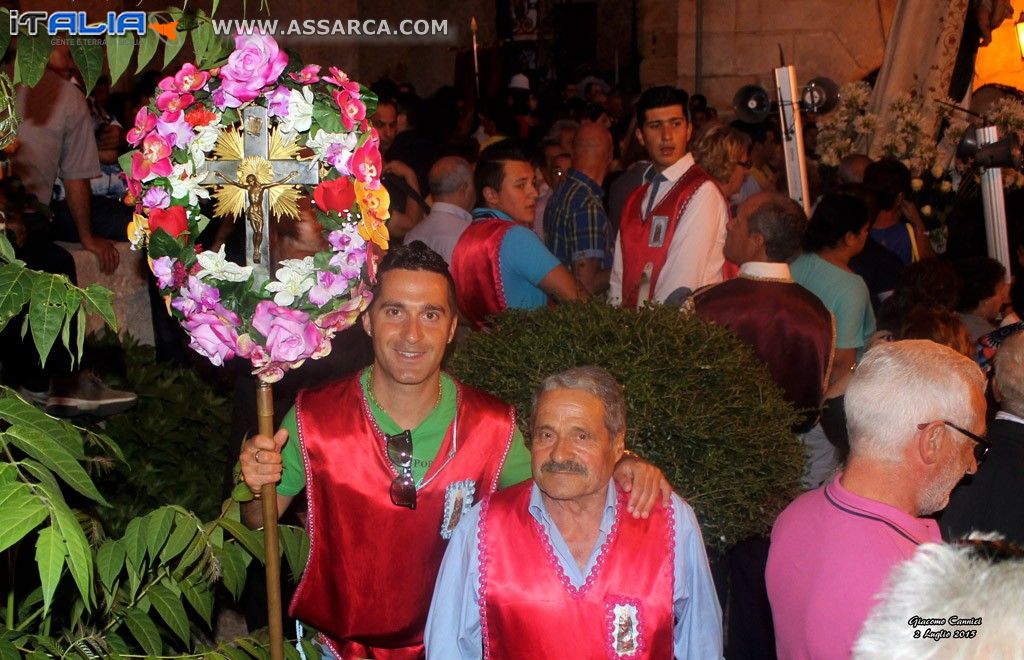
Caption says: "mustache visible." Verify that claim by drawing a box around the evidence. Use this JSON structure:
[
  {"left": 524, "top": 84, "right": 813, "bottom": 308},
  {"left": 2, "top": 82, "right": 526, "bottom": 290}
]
[{"left": 540, "top": 460, "right": 588, "bottom": 475}]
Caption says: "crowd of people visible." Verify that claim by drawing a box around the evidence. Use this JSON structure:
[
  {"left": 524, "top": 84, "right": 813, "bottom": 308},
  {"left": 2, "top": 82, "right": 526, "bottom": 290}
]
[
  {"left": 6, "top": 41, "right": 1024, "bottom": 659},
  {"left": 239, "top": 74, "right": 1024, "bottom": 658}
]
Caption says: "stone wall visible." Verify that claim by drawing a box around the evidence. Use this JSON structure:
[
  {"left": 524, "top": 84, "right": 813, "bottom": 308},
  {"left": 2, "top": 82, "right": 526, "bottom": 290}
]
[{"left": 640, "top": 0, "right": 900, "bottom": 115}]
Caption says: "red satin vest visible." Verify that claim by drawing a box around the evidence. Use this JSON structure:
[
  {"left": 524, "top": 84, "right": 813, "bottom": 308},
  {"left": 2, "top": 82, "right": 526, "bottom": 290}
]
[
  {"left": 450, "top": 219, "right": 514, "bottom": 329},
  {"left": 479, "top": 481, "right": 675, "bottom": 659},
  {"left": 619, "top": 165, "right": 714, "bottom": 308},
  {"left": 692, "top": 276, "right": 835, "bottom": 433},
  {"left": 289, "top": 373, "right": 517, "bottom": 659}
]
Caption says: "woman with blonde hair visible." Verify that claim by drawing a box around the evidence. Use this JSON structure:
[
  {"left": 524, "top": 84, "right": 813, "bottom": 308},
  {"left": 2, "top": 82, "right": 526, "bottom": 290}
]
[{"left": 690, "top": 122, "right": 753, "bottom": 199}]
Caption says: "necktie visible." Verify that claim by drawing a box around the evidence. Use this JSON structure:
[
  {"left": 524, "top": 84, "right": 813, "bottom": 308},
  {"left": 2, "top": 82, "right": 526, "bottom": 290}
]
[{"left": 645, "top": 173, "right": 666, "bottom": 219}]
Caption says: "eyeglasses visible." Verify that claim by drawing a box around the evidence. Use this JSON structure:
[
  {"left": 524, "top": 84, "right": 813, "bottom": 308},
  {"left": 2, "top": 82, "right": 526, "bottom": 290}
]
[
  {"left": 386, "top": 430, "right": 416, "bottom": 509},
  {"left": 916, "top": 421, "right": 991, "bottom": 463}
]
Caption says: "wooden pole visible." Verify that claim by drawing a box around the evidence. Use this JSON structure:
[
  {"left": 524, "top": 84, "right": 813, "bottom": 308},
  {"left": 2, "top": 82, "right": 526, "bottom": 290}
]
[{"left": 256, "top": 381, "right": 284, "bottom": 660}]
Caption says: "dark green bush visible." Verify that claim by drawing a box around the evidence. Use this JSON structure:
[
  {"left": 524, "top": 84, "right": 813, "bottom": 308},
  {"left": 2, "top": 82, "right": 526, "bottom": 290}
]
[{"left": 449, "top": 301, "right": 803, "bottom": 552}]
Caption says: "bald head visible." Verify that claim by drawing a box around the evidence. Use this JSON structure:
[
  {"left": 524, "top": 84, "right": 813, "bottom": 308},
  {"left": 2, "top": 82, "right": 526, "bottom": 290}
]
[
  {"left": 572, "top": 123, "right": 613, "bottom": 181},
  {"left": 428, "top": 156, "right": 475, "bottom": 211},
  {"left": 838, "top": 154, "right": 872, "bottom": 184}
]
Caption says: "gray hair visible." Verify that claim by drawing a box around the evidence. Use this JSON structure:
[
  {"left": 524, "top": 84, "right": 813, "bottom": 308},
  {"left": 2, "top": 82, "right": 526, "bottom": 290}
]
[
  {"left": 747, "top": 194, "right": 807, "bottom": 262},
  {"left": 845, "top": 340, "right": 985, "bottom": 463},
  {"left": 853, "top": 536, "right": 1024, "bottom": 659},
  {"left": 529, "top": 366, "right": 626, "bottom": 439},
  {"left": 428, "top": 156, "right": 473, "bottom": 198},
  {"left": 995, "top": 332, "right": 1024, "bottom": 419}
]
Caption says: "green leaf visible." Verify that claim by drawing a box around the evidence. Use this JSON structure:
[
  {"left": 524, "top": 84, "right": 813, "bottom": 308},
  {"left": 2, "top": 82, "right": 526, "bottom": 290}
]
[
  {"left": 147, "top": 227, "right": 183, "bottom": 261},
  {"left": 50, "top": 498, "right": 94, "bottom": 606},
  {"left": 0, "top": 482, "right": 47, "bottom": 553},
  {"left": 0, "top": 388, "right": 83, "bottom": 456},
  {"left": 122, "top": 608, "right": 163, "bottom": 656},
  {"left": 279, "top": 526, "right": 308, "bottom": 581},
  {"left": 179, "top": 575, "right": 213, "bottom": 626},
  {"left": 81, "top": 284, "right": 117, "bottom": 332},
  {"left": 34, "top": 525, "right": 68, "bottom": 615},
  {"left": 96, "top": 539, "right": 125, "bottom": 593},
  {"left": 118, "top": 150, "right": 137, "bottom": 176},
  {"left": 67, "top": 43, "right": 104, "bottom": 96},
  {"left": 14, "top": 34, "right": 50, "bottom": 88},
  {"left": 163, "top": 24, "right": 188, "bottom": 68},
  {"left": 123, "top": 515, "right": 148, "bottom": 571},
  {"left": 27, "top": 273, "right": 67, "bottom": 367},
  {"left": 75, "top": 306, "right": 86, "bottom": 371},
  {"left": 136, "top": 23, "right": 159, "bottom": 73},
  {"left": 6, "top": 421, "right": 107, "bottom": 505},
  {"left": 20, "top": 459, "right": 62, "bottom": 500},
  {"left": 106, "top": 33, "right": 135, "bottom": 85},
  {"left": 0, "top": 233, "right": 14, "bottom": 264},
  {"left": 0, "top": 641, "right": 20, "bottom": 660},
  {"left": 217, "top": 541, "right": 247, "bottom": 600},
  {"left": 0, "top": 263, "right": 32, "bottom": 329},
  {"left": 161, "top": 515, "right": 198, "bottom": 563},
  {"left": 192, "top": 19, "right": 214, "bottom": 67},
  {"left": 312, "top": 104, "right": 344, "bottom": 134},
  {"left": 218, "top": 518, "right": 265, "bottom": 560},
  {"left": 220, "top": 108, "right": 240, "bottom": 126},
  {"left": 0, "top": 463, "right": 13, "bottom": 485},
  {"left": 0, "top": 9, "right": 11, "bottom": 64},
  {"left": 149, "top": 581, "right": 191, "bottom": 645},
  {"left": 146, "top": 507, "right": 175, "bottom": 560}
]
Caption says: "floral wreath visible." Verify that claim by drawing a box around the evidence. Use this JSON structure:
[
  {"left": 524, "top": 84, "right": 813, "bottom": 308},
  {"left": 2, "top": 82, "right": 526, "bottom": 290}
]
[{"left": 124, "top": 34, "right": 389, "bottom": 383}]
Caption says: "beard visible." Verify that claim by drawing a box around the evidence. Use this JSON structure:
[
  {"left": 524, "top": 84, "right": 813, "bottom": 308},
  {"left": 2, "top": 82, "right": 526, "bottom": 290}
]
[{"left": 917, "top": 459, "right": 967, "bottom": 515}]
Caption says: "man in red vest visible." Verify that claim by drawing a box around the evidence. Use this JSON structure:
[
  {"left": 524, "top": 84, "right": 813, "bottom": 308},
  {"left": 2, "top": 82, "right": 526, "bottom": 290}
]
[
  {"left": 425, "top": 366, "right": 722, "bottom": 659},
  {"left": 449, "top": 141, "right": 581, "bottom": 329},
  {"left": 240, "top": 243, "right": 669, "bottom": 658},
  {"left": 609, "top": 86, "right": 729, "bottom": 308}
]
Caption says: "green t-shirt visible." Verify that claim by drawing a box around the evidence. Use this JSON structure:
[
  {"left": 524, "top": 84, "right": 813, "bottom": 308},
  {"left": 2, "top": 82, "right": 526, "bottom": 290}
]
[{"left": 277, "top": 369, "right": 531, "bottom": 497}]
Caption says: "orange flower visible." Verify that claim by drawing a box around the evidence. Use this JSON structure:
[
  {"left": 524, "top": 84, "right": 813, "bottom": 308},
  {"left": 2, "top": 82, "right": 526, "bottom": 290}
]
[
  {"left": 354, "top": 181, "right": 390, "bottom": 250},
  {"left": 185, "top": 107, "right": 218, "bottom": 127}
]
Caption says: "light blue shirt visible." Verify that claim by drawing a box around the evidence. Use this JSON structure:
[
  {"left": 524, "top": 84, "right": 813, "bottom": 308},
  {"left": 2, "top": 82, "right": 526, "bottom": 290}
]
[
  {"left": 790, "top": 252, "right": 876, "bottom": 352},
  {"left": 472, "top": 207, "right": 562, "bottom": 310},
  {"left": 424, "top": 481, "right": 724, "bottom": 659}
]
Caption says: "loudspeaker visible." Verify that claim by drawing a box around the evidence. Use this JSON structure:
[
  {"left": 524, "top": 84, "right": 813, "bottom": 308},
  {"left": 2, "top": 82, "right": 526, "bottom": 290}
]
[
  {"left": 801, "top": 77, "right": 839, "bottom": 114},
  {"left": 733, "top": 85, "right": 772, "bottom": 124},
  {"left": 957, "top": 133, "right": 1022, "bottom": 169}
]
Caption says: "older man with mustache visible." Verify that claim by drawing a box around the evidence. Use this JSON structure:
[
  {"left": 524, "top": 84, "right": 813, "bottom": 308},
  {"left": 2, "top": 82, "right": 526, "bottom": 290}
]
[{"left": 424, "top": 366, "right": 723, "bottom": 659}]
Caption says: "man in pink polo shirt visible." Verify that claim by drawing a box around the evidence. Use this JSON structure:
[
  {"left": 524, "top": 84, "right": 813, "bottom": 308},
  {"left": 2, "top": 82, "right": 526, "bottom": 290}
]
[{"left": 765, "top": 340, "right": 988, "bottom": 660}]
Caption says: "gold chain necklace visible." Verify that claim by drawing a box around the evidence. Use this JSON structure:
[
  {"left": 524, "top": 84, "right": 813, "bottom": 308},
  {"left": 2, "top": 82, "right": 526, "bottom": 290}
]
[{"left": 366, "top": 368, "right": 443, "bottom": 422}]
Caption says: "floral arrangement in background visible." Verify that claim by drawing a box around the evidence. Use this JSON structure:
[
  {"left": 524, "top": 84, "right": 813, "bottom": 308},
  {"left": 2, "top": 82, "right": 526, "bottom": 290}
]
[
  {"left": 876, "top": 93, "right": 939, "bottom": 176},
  {"left": 814, "top": 81, "right": 876, "bottom": 167},
  {"left": 124, "top": 34, "right": 389, "bottom": 382},
  {"left": 982, "top": 96, "right": 1024, "bottom": 189}
]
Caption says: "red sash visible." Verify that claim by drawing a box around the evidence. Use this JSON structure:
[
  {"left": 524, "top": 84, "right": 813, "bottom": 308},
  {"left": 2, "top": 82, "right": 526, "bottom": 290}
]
[
  {"left": 450, "top": 219, "right": 514, "bottom": 329},
  {"left": 479, "top": 481, "right": 675, "bottom": 659},
  {"left": 289, "top": 373, "right": 517, "bottom": 659},
  {"left": 619, "top": 165, "right": 714, "bottom": 308}
]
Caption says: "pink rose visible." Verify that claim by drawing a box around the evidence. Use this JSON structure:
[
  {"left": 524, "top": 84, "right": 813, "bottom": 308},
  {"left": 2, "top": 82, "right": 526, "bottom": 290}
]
[
  {"left": 252, "top": 300, "right": 322, "bottom": 364},
  {"left": 182, "top": 305, "right": 241, "bottom": 367},
  {"left": 219, "top": 35, "right": 288, "bottom": 105}
]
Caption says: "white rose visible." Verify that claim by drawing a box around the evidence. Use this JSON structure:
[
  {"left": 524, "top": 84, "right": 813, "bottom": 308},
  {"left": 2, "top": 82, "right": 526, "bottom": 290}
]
[
  {"left": 921, "top": 205, "right": 933, "bottom": 217},
  {"left": 940, "top": 180, "right": 953, "bottom": 193},
  {"left": 911, "top": 178, "right": 924, "bottom": 191},
  {"left": 931, "top": 164, "right": 945, "bottom": 178}
]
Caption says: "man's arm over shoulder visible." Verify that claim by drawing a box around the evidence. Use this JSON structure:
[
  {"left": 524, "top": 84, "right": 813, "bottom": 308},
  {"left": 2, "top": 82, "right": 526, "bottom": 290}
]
[
  {"left": 425, "top": 502, "right": 486, "bottom": 659},
  {"left": 672, "top": 495, "right": 724, "bottom": 659}
]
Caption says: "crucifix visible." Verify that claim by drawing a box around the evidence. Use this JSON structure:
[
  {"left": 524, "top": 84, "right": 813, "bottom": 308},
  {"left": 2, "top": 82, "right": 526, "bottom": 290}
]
[
  {"left": 199, "top": 106, "right": 320, "bottom": 660},
  {"left": 201, "top": 106, "right": 319, "bottom": 271}
]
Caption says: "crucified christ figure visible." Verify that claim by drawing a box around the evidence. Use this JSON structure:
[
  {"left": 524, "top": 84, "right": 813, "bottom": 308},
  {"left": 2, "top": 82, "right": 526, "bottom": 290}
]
[{"left": 216, "top": 170, "right": 298, "bottom": 263}]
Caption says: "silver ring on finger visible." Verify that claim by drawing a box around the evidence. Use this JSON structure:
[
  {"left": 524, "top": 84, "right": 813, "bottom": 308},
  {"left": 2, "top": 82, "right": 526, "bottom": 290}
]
[{"left": 254, "top": 449, "right": 263, "bottom": 464}]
